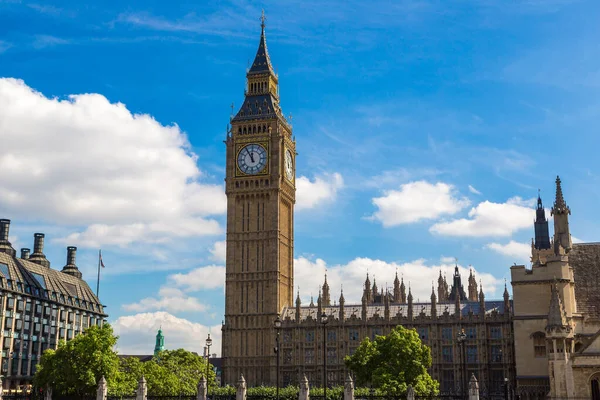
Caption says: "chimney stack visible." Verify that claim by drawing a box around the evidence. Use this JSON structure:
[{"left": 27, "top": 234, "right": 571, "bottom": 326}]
[
  {"left": 0, "top": 219, "right": 16, "bottom": 257},
  {"left": 29, "top": 233, "right": 50, "bottom": 267},
  {"left": 61, "top": 246, "right": 82, "bottom": 279},
  {"left": 21, "top": 248, "right": 30, "bottom": 259}
]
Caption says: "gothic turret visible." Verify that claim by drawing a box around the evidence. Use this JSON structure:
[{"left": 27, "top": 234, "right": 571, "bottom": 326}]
[
  {"left": 478, "top": 283, "right": 485, "bottom": 321},
  {"left": 393, "top": 272, "right": 400, "bottom": 303},
  {"left": 430, "top": 285, "right": 437, "bottom": 318},
  {"left": 468, "top": 268, "right": 478, "bottom": 301},
  {"left": 361, "top": 293, "right": 368, "bottom": 320},
  {"left": 407, "top": 286, "right": 414, "bottom": 321},
  {"left": 546, "top": 282, "right": 571, "bottom": 336},
  {"left": 322, "top": 273, "right": 331, "bottom": 306},
  {"left": 448, "top": 265, "right": 468, "bottom": 301},
  {"left": 154, "top": 327, "right": 165, "bottom": 356},
  {"left": 371, "top": 278, "right": 378, "bottom": 302},
  {"left": 400, "top": 277, "right": 406, "bottom": 304},
  {"left": 551, "top": 176, "right": 572, "bottom": 255},
  {"left": 296, "top": 291, "right": 301, "bottom": 322},
  {"left": 363, "top": 273, "right": 372, "bottom": 303},
  {"left": 317, "top": 289, "right": 322, "bottom": 317},
  {"left": 339, "top": 288, "right": 345, "bottom": 322},
  {"left": 455, "top": 285, "right": 462, "bottom": 319},
  {"left": 534, "top": 192, "right": 551, "bottom": 250},
  {"left": 384, "top": 290, "right": 390, "bottom": 320},
  {"left": 437, "top": 271, "right": 446, "bottom": 303},
  {"left": 503, "top": 282, "right": 511, "bottom": 314}
]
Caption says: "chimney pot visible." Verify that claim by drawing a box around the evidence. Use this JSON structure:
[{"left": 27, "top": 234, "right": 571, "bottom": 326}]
[
  {"left": 33, "top": 233, "right": 45, "bottom": 254},
  {"left": 67, "top": 246, "right": 77, "bottom": 266},
  {"left": 21, "top": 248, "right": 30, "bottom": 259},
  {"left": 0, "top": 219, "right": 10, "bottom": 242}
]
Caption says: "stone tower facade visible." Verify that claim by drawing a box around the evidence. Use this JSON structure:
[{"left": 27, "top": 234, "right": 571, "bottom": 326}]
[{"left": 221, "top": 14, "right": 296, "bottom": 386}]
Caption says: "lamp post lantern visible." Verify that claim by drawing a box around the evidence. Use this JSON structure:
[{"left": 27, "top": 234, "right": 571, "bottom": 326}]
[
  {"left": 274, "top": 316, "right": 282, "bottom": 400},
  {"left": 456, "top": 329, "right": 467, "bottom": 400},
  {"left": 206, "top": 333, "right": 212, "bottom": 397},
  {"left": 320, "top": 312, "right": 329, "bottom": 400}
]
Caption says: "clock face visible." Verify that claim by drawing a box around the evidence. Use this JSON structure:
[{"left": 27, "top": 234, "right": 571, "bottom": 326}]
[
  {"left": 285, "top": 149, "right": 294, "bottom": 181},
  {"left": 237, "top": 144, "right": 267, "bottom": 175}
]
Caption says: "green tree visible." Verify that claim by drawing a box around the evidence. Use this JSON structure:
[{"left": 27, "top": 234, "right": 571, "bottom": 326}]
[
  {"left": 344, "top": 325, "right": 439, "bottom": 396},
  {"left": 33, "top": 324, "right": 127, "bottom": 396}
]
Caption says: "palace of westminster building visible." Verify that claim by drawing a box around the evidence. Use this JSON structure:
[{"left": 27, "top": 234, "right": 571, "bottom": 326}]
[{"left": 221, "top": 16, "right": 600, "bottom": 399}]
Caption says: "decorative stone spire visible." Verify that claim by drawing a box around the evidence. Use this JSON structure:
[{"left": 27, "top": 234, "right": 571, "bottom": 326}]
[
  {"left": 449, "top": 264, "right": 468, "bottom": 301},
  {"left": 384, "top": 290, "right": 390, "bottom": 320},
  {"left": 551, "top": 176, "right": 572, "bottom": 255},
  {"left": 503, "top": 281, "right": 511, "bottom": 314},
  {"left": 407, "top": 286, "right": 413, "bottom": 321},
  {"left": 546, "top": 281, "right": 570, "bottom": 336},
  {"left": 339, "top": 287, "right": 345, "bottom": 322},
  {"left": 296, "top": 290, "right": 301, "bottom": 322},
  {"left": 400, "top": 277, "right": 406, "bottom": 304},
  {"left": 430, "top": 284, "right": 437, "bottom": 318},
  {"left": 361, "top": 293, "right": 368, "bottom": 321},
  {"left": 393, "top": 271, "right": 401, "bottom": 303},
  {"left": 468, "top": 268, "right": 478, "bottom": 301},
  {"left": 455, "top": 286, "right": 462, "bottom": 319},
  {"left": 371, "top": 278, "right": 378, "bottom": 302},
  {"left": 479, "top": 282, "right": 486, "bottom": 320},
  {"left": 363, "top": 273, "right": 372, "bottom": 303},
  {"left": 322, "top": 272, "right": 331, "bottom": 306},
  {"left": 534, "top": 191, "right": 551, "bottom": 250},
  {"left": 437, "top": 270, "right": 446, "bottom": 303},
  {"left": 309, "top": 296, "right": 314, "bottom": 308},
  {"left": 154, "top": 327, "right": 165, "bottom": 355},
  {"left": 248, "top": 10, "right": 275, "bottom": 76},
  {"left": 317, "top": 288, "right": 322, "bottom": 316}
]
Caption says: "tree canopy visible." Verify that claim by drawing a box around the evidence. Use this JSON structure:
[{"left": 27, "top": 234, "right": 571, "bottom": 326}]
[
  {"left": 344, "top": 325, "right": 439, "bottom": 396},
  {"left": 33, "top": 324, "right": 217, "bottom": 396}
]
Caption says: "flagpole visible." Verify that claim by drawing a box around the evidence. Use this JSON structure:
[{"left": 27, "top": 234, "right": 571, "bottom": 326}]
[{"left": 97, "top": 249, "right": 101, "bottom": 298}]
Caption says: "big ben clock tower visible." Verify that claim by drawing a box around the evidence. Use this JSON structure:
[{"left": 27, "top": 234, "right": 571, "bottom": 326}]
[{"left": 221, "top": 13, "right": 296, "bottom": 386}]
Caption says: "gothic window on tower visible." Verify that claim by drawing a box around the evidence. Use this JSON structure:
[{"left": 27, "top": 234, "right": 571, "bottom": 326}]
[
  {"left": 349, "top": 329, "right": 359, "bottom": 341},
  {"left": 466, "top": 345, "right": 478, "bottom": 363},
  {"left": 417, "top": 327, "right": 428, "bottom": 340},
  {"left": 532, "top": 332, "right": 547, "bottom": 357},
  {"left": 283, "top": 349, "right": 292, "bottom": 364},
  {"left": 490, "top": 345, "right": 503, "bottom": 362},
  {"left": 490, "top": 326, "right": 502, "bottom": 339},
  {"left": 305, "top": 331, "right": 315, "bottom": 343},
  {"left": 371, "top": 328, "right": 382, "bottom": 340},
  {"left": 442, "top": 346, "right": 453, "bottom": 363},
  {"left": 441, "top": 327, "right": 453, "bottom": 341},
  {"left": 466, "top": 327, "right": 477, "bottom": 339},
  {"left": 283, "top": 331, "right": 292, "bottom": 343},
  {"left": 327, "top": 330, "right": 336, "bottom": 342},
  {"left": 304, "top": 349, "right": 315, "bottom": 364},
  {"left": 327, "top": 348, "right": 337, "bottom": 364}
]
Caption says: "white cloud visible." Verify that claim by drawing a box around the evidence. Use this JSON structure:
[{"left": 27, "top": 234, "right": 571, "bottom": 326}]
[
  {"left": 370, "top": 181, "right": 470, "bottom": 227},
  {"left": 210, "top": 241, "right": 226, "bottom": 263},
  {"left": 112, "top": 311, "right": 221, "bottom": 356},
  {"left": 468, "top": 185, "right": 481, "bottom": 195},
  {"left": 485, "top": 240, "right": 531, "bottom": 262},
  {"left": 430, "top": 196, "right": 535, "bottom": 237},
  {"left": 572, "top": 236, "right": 584, "bottom": 244},
  {"left": 168, "top": 265, "right": 226, "bottom": 292},
  {"left": 0, "top": 78, "right": 226, "bottom": 248},
  {"left": 122, "top": 287, "right": 207, "bottom": 313},
  {"left": 296, "top": 173, "right": 344, "bottom": 210},
  {"left": 294, "top": 256, "right": 502, "bottom": 305}
]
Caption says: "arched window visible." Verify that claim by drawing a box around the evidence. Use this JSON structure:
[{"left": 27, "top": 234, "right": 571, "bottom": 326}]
[
  {"left": 532, "top": 332, "right": 546, "bottom": 358},
  {"left": 591, "top": 374, "right": 600, "bottom": 400}
]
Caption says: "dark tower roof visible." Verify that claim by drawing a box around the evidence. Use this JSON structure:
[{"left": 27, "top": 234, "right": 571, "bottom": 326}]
[
  {"left": 248, "top": 11, "right": 275, "bottom": 75},
  {"left": 534, "top": 191, "right": 551, "bottom": 250},
  {"left": 448, "top": 265, "right": 468, "bottom": 301}
]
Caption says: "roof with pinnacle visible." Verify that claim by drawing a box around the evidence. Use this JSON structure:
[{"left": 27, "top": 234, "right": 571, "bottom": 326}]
[
  {"left": 282, "top": 300, "right": 509, "bottom": 322},
  {"left": 248, "top": 20, "right": 275, "bottom": 75}
]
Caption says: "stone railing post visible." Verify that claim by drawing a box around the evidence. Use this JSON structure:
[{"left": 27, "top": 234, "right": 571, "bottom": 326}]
[
  {"left": 236, "top": 374, "right": 247, "bottom": 400},
  {"left": 197, "top": 375, "right": 207, "bottom": 400},
  {"left": 344, "top": 374, "right": 354, "bottom": 400},
  {"left": 468, "top": 374, "right": 479, "bottom": 400},
  {"left": 299, "top": 374, "right": 309, "bottom": 400},
  {"left": 96, "top": 376, "right": 107, "bottom": 400},
  {"left": 44, "top": 386, "right": 52, "bottom": 400},
  {"left": 406, "top": 385, "right": 415, "bottom": 400},
  {"left": 136, "top": 376, "right": 147, "bottom": 400}
]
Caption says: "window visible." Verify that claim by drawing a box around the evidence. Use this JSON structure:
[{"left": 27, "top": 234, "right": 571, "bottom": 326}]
[
  {"left": 417, "top": 327, "right": 429, "bottom": 340},
  {"left": 490, "top": 326, "right": 502, "bottom": 339},
  {"left": 467, "top": 345, "right": 478, "bottom": 363},
  {"left": 491, "top": 345, "right": 503, "bottom": 362},
  {"left": 442, "top": 346, "right": 453, "bottom": 363},
  {"left": 327, "top": 348, "right": 337, "bottom": 364},
  {"left": 305, "top": 331, "right": 314, "bottom": 342},
  {"left": 442, "top": 327, "right": 453, "bottom": 340},
  {"left": 490, "top": 370, "right": 504, "bottom": 391},
  {"left": 466, "top": 327, "right": 477, "bottom": 339},
  {"left": 304, "top": 349, "right": 314, "bottom": 364},
  {"left": 0, "top": 263, "right": 9, "bottom": 279},
  {"left": 533, "top": 332, "right": 547, "bottom": 358},
  {"left": 6, "top": 298, "right": 13, "bottom": 309},
  {"left": 283, "top": 349, "right": 293, "bottom": 365},
  {"left": 349, "top": 329, "right": 359, "bottom": 341},
  {"left": 441, "top": 370, "right": 455, "bottom": 392},
  {"left": 31, "top": 273, "right": 47, "bottom": 289},
  {"left": 283, "top": 331, "right": 292, "bottom": 343},
  {"left": 371, "top": 328, "right": 382, "bottom": 340},
  {"left": 327, "top": 330, "right": 336, "bottom": 342}
]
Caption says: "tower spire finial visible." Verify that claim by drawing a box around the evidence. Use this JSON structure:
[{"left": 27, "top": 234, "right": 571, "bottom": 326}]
[{"left": 260, "top": 9, "right": 266, "bottom": 30}]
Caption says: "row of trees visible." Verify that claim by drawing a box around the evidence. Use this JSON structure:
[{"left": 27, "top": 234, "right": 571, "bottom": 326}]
[{"left": 32, "top": 324, "right": 437, "bottom": 396}]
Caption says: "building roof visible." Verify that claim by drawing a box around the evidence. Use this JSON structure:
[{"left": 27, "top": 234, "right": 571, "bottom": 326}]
[
  {"left": 248, "top": 16, "right": 275, "bottom": 76},
  {"left": 282, "top": 300, "right": 509, "bottom": 322},
  {"left": 0, "top": 252, "right": 105, "bottom": 316},
  {"left": 570, "top": 242, "right": 600, "bottom": 320}
]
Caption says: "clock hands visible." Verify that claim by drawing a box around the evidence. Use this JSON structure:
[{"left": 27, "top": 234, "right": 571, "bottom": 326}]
[{"left": 249, "top": 151, "right": 255, "bottom": 163}]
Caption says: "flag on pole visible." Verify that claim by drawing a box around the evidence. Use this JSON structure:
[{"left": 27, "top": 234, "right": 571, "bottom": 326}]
[{"left": 99, "top": 251, "right": 106, "bottom": 268}]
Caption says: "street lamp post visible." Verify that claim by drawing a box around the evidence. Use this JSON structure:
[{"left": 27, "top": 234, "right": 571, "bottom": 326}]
[
  {"left": 206, "top": 333, "right": 212, "bottom": 398},
  {"left": 320, "top": 312, "right": 329, "bottom": 400},
  {"left": 456, "top": 329, "right": 467, "bottom": 400},
  {"left": 274, "top": 316, "right": 282, "bottom": 400},
  {"left": 504, "top": 377, "right": 509, "bottom": 400}
]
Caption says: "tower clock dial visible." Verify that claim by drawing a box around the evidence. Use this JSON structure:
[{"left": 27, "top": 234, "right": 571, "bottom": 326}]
[
  {"left": 237, "top": 144, "right": 268, "bottom": 175},
  {"left": 284, "top": 149, "right": 294, "bottom": 181}
]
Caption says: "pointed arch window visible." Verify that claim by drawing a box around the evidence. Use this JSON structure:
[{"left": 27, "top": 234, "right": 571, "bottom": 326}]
[{"left": 532, "top": 331, "right": 546, "bottom": 357}]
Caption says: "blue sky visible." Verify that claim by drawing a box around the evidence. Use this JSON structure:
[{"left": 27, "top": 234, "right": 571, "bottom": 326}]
[{"left": 1, "top": 0, "right": 599, "bottom": 355}]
